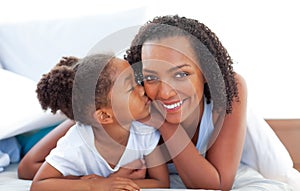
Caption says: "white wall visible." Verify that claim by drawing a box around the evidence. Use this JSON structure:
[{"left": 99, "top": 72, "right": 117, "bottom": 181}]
[
  {"left": 144, "top": 0, "right": 300, "bottom": 119},
  {"left": 1, "top": 0, "right": 299, "bottom": 118},
  {"left": 0, "top": 0, "right": 146, "bottom": 23}
]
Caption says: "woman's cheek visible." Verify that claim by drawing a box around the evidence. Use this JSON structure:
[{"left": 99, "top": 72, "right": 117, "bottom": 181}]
[{"left": 144, "top": 84, "right": 156, "bottom": 100}]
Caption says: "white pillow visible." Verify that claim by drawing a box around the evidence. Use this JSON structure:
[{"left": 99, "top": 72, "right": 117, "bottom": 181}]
[
  {"left": 0, "top": 7, "right": 146, "bottom": 81},
  {"left": 242, "top": 108, "right": 300, "bottom": 189},
  {"left": 0, "top": 69, "right": 67, "bottom": 140}
]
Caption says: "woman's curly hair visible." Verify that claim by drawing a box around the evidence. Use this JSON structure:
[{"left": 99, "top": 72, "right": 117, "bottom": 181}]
[
  {"left": 36, "top": 54, "right": 116, "bottom": 125},
  {"left": 125, "top": 15, "right": 238, "bottom": 114}
]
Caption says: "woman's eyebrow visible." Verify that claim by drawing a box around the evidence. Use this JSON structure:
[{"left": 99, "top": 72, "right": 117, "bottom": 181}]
[
  {"left": 144, "top": 64, "right": 191, "bottom": 74},
  {"left": 168, "top": 64, "right": 191, "bottom": 73}
]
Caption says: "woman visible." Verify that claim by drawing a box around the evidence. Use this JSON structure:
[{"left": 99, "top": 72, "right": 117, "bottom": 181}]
[
  {"left": 125, "top": 15, "right": 245, "bottom": 190},
  {"left": 125, "top": 15, "right": 292, "bottom": 190},
  {"left": 18, "top": 15, "right": 293, "bottom": 191}
]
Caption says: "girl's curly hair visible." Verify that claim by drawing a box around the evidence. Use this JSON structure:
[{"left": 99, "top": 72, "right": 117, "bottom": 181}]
[
  {"left": 36, "top": 54, "right": 116, "bottom": 125},
  {"left": 125, "top": 15, "right": 238, "bottom": 114}
]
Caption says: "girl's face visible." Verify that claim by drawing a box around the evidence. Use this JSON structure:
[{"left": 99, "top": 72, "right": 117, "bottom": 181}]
[
  {"left": 141, "top": 36, "right": 205, "bottom": 124},
  {"left": 110, "top": 59, "right": 150, "bottom": 125}
]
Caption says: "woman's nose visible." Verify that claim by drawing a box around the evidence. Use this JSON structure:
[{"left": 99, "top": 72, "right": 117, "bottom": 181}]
[{"left": 157, "top": 81, "right": 176, "bottom": 100}]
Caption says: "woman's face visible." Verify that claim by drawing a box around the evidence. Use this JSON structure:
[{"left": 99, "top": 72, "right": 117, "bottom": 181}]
[{"left": 141, "top": 36, "right": 205, "bottom": 124}]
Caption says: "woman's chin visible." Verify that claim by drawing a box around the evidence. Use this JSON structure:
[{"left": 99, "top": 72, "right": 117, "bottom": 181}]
[{"left": 165, "top": 114, "right": 182, "bottom": 125}]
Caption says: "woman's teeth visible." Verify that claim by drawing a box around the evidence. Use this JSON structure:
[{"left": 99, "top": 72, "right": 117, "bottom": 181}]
[{"left": 163, "top": 101, "right": 183, "bottom": 109}]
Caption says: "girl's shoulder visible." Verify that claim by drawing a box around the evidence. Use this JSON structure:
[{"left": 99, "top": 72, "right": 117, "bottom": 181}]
[{"left": 56, "top": 123, "right": 90, "bottom": 148}]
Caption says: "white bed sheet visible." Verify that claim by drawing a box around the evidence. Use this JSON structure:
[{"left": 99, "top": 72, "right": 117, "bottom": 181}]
[
  {"left": 0, "top": 163, "right": 31, "bottom": 191},
  {"left": 0, "top": 163, "right": 294, "bottom": 191},
  {"left": 0, "top": 163, "right": 215, "bottom": 191}
]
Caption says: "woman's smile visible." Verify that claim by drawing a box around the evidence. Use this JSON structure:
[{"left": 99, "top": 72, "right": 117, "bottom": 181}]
[{"left": 162, "top": 100, "right": 183, "bottom": 111}]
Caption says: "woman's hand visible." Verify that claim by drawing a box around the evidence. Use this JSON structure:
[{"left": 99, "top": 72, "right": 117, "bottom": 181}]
[
  {"left": 109, "top": 159, "right": 146, "bottom": 180},
  {"left": 106, "top": 177, "right": 140, "bottom": 191}
]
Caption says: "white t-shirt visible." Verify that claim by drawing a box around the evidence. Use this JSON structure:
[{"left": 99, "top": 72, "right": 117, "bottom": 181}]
[{"left": 46, "top": 121, "right": 160, "bottom": 177}]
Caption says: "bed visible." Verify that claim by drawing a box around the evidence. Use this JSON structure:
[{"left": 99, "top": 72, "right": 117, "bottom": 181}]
[
  {"left": 0, "top": 161, "right": 297, "bottom": 191},
  {"left": 2, "top": 164, "right": 299, "bottom": 191},
  {"left": 0, "top": 5, "right": 299, "bottom": 191}
]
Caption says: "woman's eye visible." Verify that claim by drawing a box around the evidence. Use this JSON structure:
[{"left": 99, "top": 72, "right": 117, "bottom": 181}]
[
  {"left": 143, "top": 75, "right": 158, "bottom": 82},
  {"left": 175, "top": 72, "right": 189, "bottom": 78}
]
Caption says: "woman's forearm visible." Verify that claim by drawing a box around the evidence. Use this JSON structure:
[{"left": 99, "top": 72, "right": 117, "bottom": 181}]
[{"left": 134, "top": 179, "right": 169, "bottom": 189}]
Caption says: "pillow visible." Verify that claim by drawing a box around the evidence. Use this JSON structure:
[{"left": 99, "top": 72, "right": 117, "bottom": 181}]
[
  {"left": 0, "top": 7, "right": 147, "bottom": 81},
  {"left": 0, "top": 69, "right": 66, "bottom": 140},
  {"left": 241, "top": 107, "right": 300, "bottom": 189}
]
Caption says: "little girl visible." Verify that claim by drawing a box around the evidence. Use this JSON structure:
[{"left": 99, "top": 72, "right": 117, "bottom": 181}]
[{"left": 30, "top": 54, "right": 169, "bottom": 191}]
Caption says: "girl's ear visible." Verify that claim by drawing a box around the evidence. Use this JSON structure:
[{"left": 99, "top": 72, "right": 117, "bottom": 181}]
[{"left": 93, "top": 109, "right": 113, "bottom": 125}]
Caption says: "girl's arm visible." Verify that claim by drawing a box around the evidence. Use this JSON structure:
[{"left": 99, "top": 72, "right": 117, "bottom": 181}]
[
  {"left": 18, "top": 119, "right": 75, "bottom": 180},
  {"left": 159, "top": 74, "right": 247, "bottom": 190},
  {"left": 133, "top": 147, "right": 169, "bottom": 188},
  {"left": 30, "top": 162, "right": 140, "bottom": 191}
]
